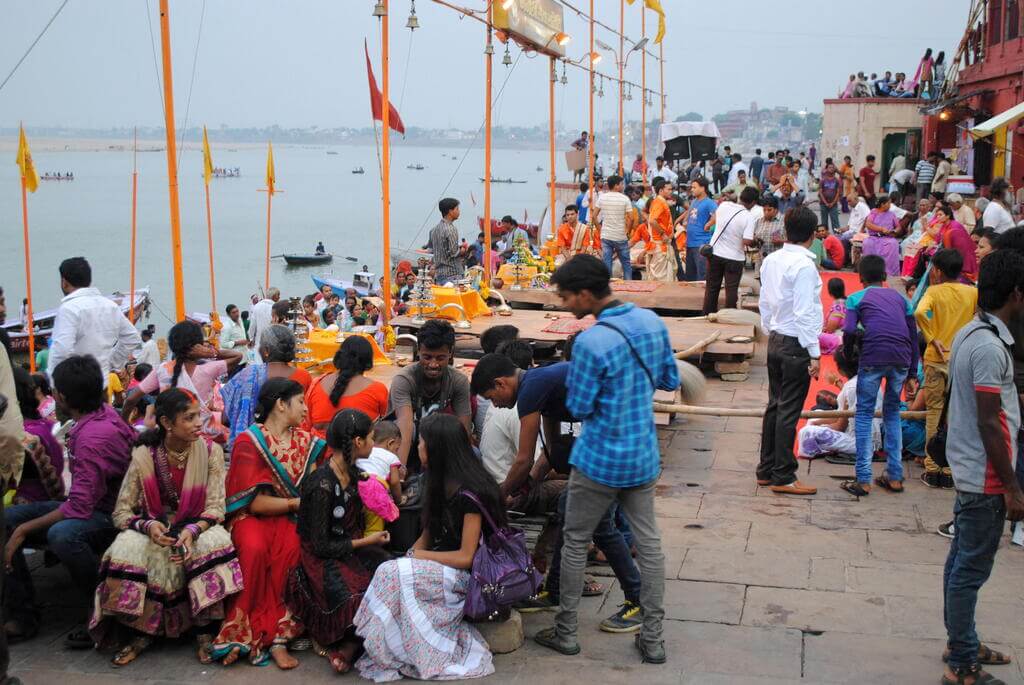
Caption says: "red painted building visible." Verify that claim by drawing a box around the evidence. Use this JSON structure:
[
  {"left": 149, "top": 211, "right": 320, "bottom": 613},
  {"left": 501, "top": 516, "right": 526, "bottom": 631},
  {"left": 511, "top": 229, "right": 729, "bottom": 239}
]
[{"left": 923, "top": 0, "right": 1024, "bottom": 190}]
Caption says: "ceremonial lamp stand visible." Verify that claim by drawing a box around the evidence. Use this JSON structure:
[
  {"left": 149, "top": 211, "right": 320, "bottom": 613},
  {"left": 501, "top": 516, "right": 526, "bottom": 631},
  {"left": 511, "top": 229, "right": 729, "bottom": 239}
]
[
  {"left": 287, "top": 297, "right": 314, "bottom": 365},
  {"left": 409, "top": 258, "right": 438, "bottom": 326}
]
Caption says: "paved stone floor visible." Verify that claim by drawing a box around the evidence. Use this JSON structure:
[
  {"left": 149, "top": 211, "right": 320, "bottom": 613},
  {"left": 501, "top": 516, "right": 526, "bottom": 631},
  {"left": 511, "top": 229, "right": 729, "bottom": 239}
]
[{"left": 9, "top": 364, "right": 1024, "bottom": 684}]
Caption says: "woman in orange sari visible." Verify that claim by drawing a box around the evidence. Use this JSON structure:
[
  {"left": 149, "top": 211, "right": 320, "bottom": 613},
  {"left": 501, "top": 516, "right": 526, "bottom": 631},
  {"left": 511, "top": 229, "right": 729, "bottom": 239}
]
[
  {"left": 304, "top": 336, "right": 388, "bottom": 439},
  {"left": 212, "top": 378, "right": 327, "bottom": 668}
]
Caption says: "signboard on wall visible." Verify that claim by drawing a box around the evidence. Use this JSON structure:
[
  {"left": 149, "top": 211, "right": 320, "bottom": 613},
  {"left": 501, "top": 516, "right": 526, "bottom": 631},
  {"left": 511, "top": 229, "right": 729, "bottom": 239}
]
[{"left": 493, "top": 0, "right": 567, "bottom": 58}]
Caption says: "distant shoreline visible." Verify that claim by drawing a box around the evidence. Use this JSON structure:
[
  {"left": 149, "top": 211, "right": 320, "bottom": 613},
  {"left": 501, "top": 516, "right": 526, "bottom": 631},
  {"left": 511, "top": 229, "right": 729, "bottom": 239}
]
[{"left": 0, "top": 135, "right": 555, "bottom": 153}]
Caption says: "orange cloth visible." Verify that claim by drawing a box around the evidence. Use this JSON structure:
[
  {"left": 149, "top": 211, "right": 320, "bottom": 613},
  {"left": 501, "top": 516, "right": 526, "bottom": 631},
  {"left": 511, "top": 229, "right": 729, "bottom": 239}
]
[
  {"left": 290, "top": 367, "right": 313, "bottom": 391},
  {"left": 302, "top": 330, "right": 391, "bottom": 369},
  {"left": 649, "top": 197, "right": 673, "bottom": 253},
  {"left": 556, "top": 224, "right": 575, "bottom": 248},
  {"left": 632, "top": 224, "right": 653, "bottom": 251},
  {"left": 303, "top": 376, "right": 389, "bottom": 439},
  {"left": 496, "top": 263, "right": 539, "bottom": 287},
  {"left": 556, "top": 222, "right": 600, "bottom": 251},
  {"left": 431, "top": 286, "right": 491, "bottom": 319}
]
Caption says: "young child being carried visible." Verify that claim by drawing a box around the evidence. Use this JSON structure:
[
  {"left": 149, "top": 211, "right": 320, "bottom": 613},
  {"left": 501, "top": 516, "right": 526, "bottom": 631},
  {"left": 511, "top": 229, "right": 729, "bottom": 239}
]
[{"left": 354, "top": 420, "right": 404, "bottom": 535}]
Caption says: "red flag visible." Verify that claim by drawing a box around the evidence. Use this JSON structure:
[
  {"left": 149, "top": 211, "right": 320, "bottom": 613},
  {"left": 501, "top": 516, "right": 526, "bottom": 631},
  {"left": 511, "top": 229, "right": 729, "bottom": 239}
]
[{"left": 364, "top": 39, "right": 406, "bottom": 135}]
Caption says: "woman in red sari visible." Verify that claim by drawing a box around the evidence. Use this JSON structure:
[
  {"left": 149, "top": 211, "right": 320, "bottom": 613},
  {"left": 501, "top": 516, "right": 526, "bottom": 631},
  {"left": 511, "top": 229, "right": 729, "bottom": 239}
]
[{"left": 212, "top": 378, "right": 327, "bottom": 668}]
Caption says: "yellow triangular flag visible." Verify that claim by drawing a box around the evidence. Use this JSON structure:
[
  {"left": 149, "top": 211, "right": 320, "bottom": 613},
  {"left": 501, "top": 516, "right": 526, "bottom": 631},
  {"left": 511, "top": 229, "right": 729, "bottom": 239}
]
[
  {"left": 626, "top": 0, "right": 666, "bottom": 44},
  {"left": 265, "top": 141, "right": 275, "bottom": 195},
  {"left": 16, "top": 125, "right": 39, "bottom": 193},
  {"left": 202, "top": 126, "right": 214, "bottom": 186}
]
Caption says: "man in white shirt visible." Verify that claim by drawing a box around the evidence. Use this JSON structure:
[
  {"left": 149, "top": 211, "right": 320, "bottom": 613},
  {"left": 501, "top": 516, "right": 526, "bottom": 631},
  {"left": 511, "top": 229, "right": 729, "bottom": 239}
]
[
  {"left": 248, "top": 287, "right": 280, "bottom": 362},
  {"left": 726, "top": 153, "right": 749, "bottom": 187},
  {"left": 648, "top": 156, "right": 677, "bottom": 186},
  {"left": 888, "top": 168, "right": 915, "bottom": 194},
  {"left": 984, "top": 178, "right": 1016, "bottom": 233},
  {"left": 757, "top": 206, "right": 821, "bottom": 497},
  {"left": 947, "top": 193, "right": 976, "bottom": 231},
  {"left": 219, "top": 303, "right": 248, "bottom": 365},
  {"left": 702, "top": 186, "right": 758, "bottom": 314},
  {"left": 47, "top": 257, "right": 141, "bottom": 388},
  {"left": 136, "top": 328, "right": 162, "bottom": 367},
  {"left": 592, "top": 174, "right": 635, "bottom": 279}
]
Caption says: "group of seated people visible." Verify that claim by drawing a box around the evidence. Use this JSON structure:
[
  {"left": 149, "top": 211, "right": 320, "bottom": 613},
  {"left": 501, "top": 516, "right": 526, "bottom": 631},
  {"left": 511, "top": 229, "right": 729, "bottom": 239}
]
[{"left": 3, "top": 312, "right": 644, "bottom": 678}]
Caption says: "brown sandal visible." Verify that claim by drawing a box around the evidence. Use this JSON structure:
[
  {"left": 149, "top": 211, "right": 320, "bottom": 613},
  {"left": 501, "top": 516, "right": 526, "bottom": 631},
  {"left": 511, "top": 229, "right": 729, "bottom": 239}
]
[
  {"left": 941, "top": 663, "right": 1006, "bottom": 685},
  {"left": 943, "top": 644, "right": 1012, "bottom": 666},
  {"left": 111, "top": 635, "right": 153, "bottom": 667},
  {"left": 582, "top": 577, "right": 605, "bottom": 596},
  {"left": 874, "top": 475, "right": 904, "bottom": 493}
]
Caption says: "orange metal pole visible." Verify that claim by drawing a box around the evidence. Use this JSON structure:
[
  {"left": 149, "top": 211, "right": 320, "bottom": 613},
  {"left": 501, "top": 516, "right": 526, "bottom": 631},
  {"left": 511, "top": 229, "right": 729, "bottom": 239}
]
[
  {"left": 618, "top": 0, "right": 624, "bottom": 175},
  {"left": 549, "top": 56, "right": 557, "bottom": 241},
  {"left": 158, "top": 0, "right": 186, "bottom": 321},
  {"left": 659, "top": 42, "right": 665, "bottom": 124},
  {"left": 204, "top": 180, "right": 216, "bottom": 312},
  {"left": 381, "top": 1, "right": 392, "bottom": 322},
  {"left": 129, "top": 128, "right": 138, "bottom": 324},
  {"left": 484, "top": 11, "right": 493, "bottom": 279},
  {"left": 588, "top": 0, "right": 594, "bottom": 214},
  {"left": 641, "top": 2, "right": 646, "bottom": 187},
  {"left": 20, "top": 175, "right": 35, "bottom": 373},
  {"left": 264, "top": 190, "right": 272, "bottom": 289}
]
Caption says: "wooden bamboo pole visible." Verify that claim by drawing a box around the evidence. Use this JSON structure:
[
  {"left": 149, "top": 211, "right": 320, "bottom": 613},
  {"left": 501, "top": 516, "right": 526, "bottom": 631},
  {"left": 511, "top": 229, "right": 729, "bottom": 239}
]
[
  {"left": 158, "top": 0, "right": 186, "bottom": 321},
  {"left": 653, "top": 402, "right": 927, "bottom": 420},
  {"left": 382, "top": 0, "right": 392, "bottom": 322},
  {"left": 129, "top": 128, "right": 138, "bottom": 323}
]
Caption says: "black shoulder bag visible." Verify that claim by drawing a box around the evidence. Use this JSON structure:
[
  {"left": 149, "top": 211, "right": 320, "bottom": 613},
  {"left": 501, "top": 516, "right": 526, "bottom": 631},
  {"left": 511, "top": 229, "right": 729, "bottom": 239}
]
[{"left": 699, "top": 209, "right": 743, "bottom": 258}]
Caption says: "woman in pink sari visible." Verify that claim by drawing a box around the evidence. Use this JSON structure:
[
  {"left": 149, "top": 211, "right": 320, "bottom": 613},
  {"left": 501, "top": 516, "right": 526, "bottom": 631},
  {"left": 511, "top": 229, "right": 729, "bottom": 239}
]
[
  {"left": 932, "top": 202, "right": 978, "bottom": 282},
  {"left": 89, "top": 388, "right": 242, "bottom": 666},
  {"left": 861, "top": 194, "right": 902, "bottom": 276}
]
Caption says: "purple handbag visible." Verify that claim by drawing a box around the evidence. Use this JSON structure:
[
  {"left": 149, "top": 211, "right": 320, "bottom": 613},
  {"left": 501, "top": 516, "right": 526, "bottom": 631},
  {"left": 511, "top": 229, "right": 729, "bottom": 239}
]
[{"left": 459, "top": 490, "right": 543, "bottom": 621}]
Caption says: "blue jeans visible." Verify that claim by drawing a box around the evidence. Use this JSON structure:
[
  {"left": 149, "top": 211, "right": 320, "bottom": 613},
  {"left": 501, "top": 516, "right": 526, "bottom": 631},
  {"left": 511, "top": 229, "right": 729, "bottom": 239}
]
[
  {"left": 855, "top": 366, "right": 908, "bottom": 484},
  {"left": 4, "top": 501, "right": 115, "bottom": 607},
  {"left": 943, "top": 492, "right": 1006, "bottom": 669},
  {"left": 685, "top": 247, "right": 707, "bottom": 281},
  {"left": 546, "top": 486, "right": 642, "bottom": 604},
  {"left": 602, "top": 239, "right": 632, "bottom": 280},
  {"left": 819, "top": 204, "right": 840, "bottom": 232}
]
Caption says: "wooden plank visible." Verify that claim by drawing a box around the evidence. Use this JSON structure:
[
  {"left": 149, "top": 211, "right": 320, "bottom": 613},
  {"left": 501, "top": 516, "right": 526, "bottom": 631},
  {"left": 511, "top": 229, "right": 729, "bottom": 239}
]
[
  {"left": 389, "top": 308, "right": 755, "bottom": 356},
  {"left": 497, "top": 281, "right": 751, "bottom": 313}
]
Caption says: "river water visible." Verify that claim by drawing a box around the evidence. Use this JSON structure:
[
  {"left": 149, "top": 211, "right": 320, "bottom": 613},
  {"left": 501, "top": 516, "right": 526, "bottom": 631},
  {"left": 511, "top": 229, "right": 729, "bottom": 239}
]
[{"left": 0, "top": 142, "right": 553, "bottom": 327}]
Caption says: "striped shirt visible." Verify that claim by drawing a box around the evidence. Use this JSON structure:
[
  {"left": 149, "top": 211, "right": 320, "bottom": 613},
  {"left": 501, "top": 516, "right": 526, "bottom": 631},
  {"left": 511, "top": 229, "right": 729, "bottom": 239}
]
[
  {"left": 428, "top": 219, "right": 463, "bottom": 284},
  {"left": 565, "top": 302, "right": 680, "bottom": 487},
  {"left": 914, "top": 160, "right": 935, "bottom": 186}
]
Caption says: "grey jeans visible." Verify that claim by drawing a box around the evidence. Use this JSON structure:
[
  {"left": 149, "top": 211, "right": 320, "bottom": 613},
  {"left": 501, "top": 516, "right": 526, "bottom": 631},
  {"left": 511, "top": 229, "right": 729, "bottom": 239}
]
[{"left": 555, "top": 468, "right": 665, "bottom": 647}]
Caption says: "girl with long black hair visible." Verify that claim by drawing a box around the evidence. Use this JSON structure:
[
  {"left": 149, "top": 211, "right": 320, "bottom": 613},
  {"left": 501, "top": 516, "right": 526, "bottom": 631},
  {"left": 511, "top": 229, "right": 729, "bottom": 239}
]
[
  {"left": 286, "top": 409, "right": 391, "bottom": 673},
  {"left": 123, "top": 320, "right": 242, "bottom": 443},
  {"left": 303, "top": 335, "right": 388, "bottom": 438},
  {"left": 354, "top": 413, "right": 504, "bottom": 681},
  {"left": 90, "top": 388, "right": 241, "bottom": 666}
]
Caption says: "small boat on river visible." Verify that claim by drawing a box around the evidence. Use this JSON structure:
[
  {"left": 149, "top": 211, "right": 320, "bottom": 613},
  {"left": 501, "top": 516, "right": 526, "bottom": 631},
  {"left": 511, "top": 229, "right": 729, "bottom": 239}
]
[{"left": 283, "top": 253, "right": 334, "bottom": 266}]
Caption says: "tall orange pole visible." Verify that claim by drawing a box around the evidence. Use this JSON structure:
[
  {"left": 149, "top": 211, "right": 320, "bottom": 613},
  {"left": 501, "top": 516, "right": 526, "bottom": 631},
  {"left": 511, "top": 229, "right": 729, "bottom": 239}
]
[
  {"left": 204, "top": 172, "right": 216, "bottom": 313},
  {"left": 549, "top": 56, "right": 557, "bottom": 241},
  {"left": 20, "top": 173, "right": 35, "bottom": 373},
  {"left": 640, "top": 2, "right": 647, "bottom": 187},
  {"left": 129, "top": 128, "right": 138, "bottom": 323},
  {"left": 484, "top": 11, "right": 493, "bottom": 279},
  {"left": 659, "top": 42, "right": 666, "bottom": 124},
  {"left": 618, "top": 0, "right": 624, "bottom": 175},
  {"left": 264, "top": 187, "right": 273, "bottom": 289},
  {"left": 587, "top": 0, "right": 594, "bottom": 215},
  {"left": 381, "top": 1, "right": 392, "bottom": 322},
  {"left": 158, "top": 0, "right": 186, "bottom": 321}
]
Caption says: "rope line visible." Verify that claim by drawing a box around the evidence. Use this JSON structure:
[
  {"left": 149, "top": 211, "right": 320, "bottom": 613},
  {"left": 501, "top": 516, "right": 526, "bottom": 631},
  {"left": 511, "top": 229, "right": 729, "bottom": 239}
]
[
  {"left": 144, "top": 0, "right": 165, "bottom": 112},
  {"left": 177, "top": 0, "right": 207, "bottom": 166},
  {"left": 0, "top": 0, "right": 71, "bottom": 94}
]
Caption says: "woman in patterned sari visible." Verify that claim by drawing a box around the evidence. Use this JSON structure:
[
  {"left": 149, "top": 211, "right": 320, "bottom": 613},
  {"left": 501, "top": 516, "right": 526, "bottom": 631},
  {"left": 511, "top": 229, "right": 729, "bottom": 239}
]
[
  {"left": 89, "top": 388, "right": 242, "bottom": 667},
  {"left": 212, "top": 378, "right": 327, "bottom": 669}
]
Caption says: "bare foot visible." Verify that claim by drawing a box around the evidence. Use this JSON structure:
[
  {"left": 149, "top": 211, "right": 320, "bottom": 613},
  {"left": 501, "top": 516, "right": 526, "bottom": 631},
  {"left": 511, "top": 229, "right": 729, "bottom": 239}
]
[
  {"left": 329, "top": 642, "right": 359, "bottom": 674},
  {"left": 221, "top": 646, "right": 241, "bottom": 666},
  {"left": 270, "top": 645, "right": 299, "bottom": 670}
]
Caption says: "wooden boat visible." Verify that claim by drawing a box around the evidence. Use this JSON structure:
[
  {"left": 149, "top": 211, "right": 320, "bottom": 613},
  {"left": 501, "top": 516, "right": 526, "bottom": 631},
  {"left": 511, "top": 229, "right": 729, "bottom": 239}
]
[
  {"left": 480, "top": 177, "right": 527, "bottom": 184},
  {"left": 352, "top": 167, "right": 365, "bottom": 174},
  {"left": 283, "top": 253, "right": 333, "bottom": 266},
  {"left": 407, "top": 164, "right": 425, "bottom": 170},
  {"left": 326, "top": 151, "right": 339, "bottom": 155},
  {"left": 41, "top": 174, "right": 74, "bottom": 181},
  {"left": 2, "top": 288, "right": 150, "bottom": 355},
  {"left": 312, "top": 272, "right": 375, "bottom": 297}
]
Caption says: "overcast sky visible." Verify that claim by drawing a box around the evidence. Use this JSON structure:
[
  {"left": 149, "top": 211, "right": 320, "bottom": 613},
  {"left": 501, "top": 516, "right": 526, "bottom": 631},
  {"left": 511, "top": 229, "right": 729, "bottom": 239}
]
[{"left": 0, "top": 0, "right": 967, "bottom": 131}]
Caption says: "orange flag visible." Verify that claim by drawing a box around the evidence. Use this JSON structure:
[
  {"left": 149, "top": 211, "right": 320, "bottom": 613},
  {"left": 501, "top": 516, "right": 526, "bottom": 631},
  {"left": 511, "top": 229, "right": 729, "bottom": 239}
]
[{"left": 364, "top": 39, "right": 406, "bottom": 135}]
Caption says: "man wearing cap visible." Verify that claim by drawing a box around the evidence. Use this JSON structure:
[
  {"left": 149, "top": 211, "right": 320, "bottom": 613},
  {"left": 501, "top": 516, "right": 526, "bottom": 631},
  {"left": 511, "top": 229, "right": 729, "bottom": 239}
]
[{"left": 948, "top": 194, "right": 976, "bottom": 231}]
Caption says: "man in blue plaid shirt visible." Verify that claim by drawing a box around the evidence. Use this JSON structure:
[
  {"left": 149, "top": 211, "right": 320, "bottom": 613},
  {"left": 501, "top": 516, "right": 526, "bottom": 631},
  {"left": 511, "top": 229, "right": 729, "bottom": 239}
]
[{"left": 533, "top": 255, "right": 679, "bottom": 664}]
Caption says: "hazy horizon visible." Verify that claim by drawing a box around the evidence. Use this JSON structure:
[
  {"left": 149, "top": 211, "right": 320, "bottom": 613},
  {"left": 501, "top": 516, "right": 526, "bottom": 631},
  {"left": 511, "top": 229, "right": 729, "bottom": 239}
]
[{"left": 1, "top": 1, "right": 966, "bottom": 132}]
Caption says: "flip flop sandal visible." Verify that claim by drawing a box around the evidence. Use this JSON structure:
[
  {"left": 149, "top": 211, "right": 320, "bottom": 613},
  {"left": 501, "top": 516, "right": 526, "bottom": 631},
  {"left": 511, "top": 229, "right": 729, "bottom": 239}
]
[
  {"left": 943, "top": 644, "right": 1013, "bottom": 665},
  {"left": 874, "top": 475, "right": 904, "bottom": 493},
  {"left": 64, "top": 627, "right": 94, "bottom": 650},
  {"left": 112, "top": 635, "right": 153, "bottom": 667},
  {"left": 840, "top": 480, "right": 870, "bottom": 497},
  {"left": 941, "top": 664, "right": 1006, "bottom": 685},
  {"left": 825, "top": 453, "right": 857, "bottom": 465},
  {"left": 582, "top": 578, "right": 605, "bottom": 596}
]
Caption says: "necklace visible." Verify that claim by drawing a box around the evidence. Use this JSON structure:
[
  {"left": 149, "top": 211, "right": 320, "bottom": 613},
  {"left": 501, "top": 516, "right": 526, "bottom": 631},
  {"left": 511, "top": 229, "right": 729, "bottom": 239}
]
[{"left": 164, "top": 443, "right": 190, "bottom": 469}]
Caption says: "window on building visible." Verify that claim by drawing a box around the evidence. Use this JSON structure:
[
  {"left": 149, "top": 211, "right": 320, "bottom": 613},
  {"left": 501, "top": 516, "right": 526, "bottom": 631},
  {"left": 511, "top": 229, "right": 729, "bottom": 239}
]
[
  {"left": 991, "top": 0, "right": 1004, "bottom": 45},
  {"left": 1007, "top": 0, "right": 1020, "bottom": 40}
]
